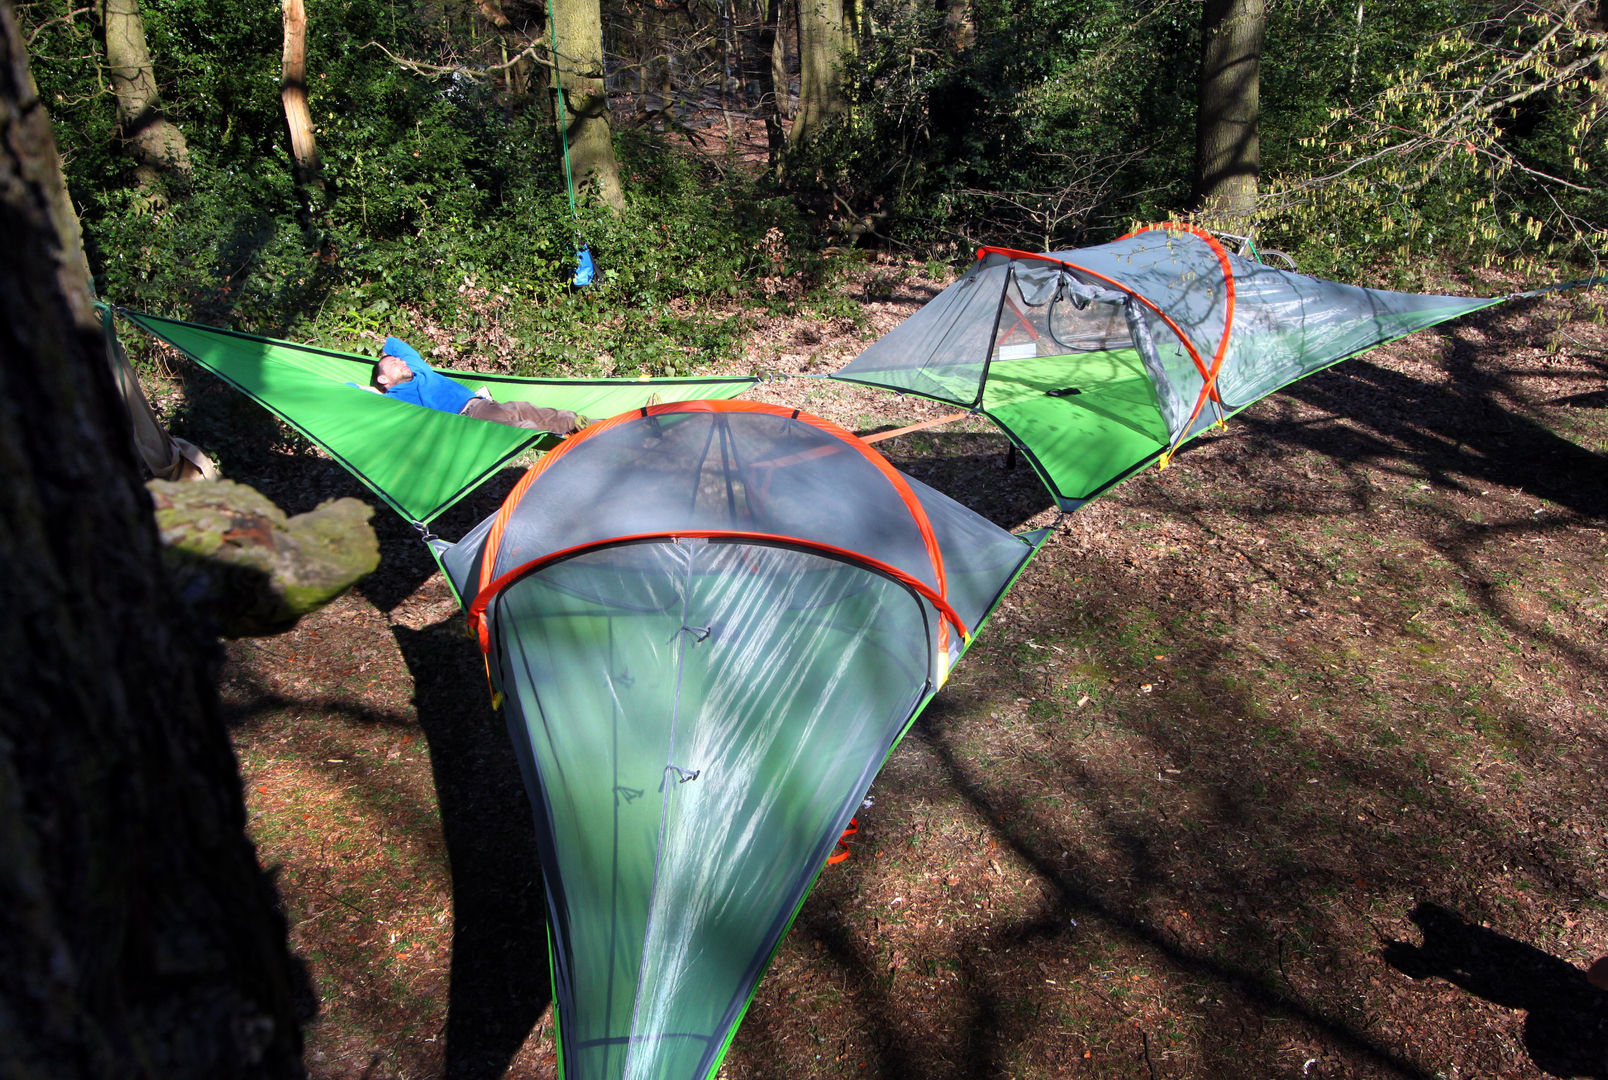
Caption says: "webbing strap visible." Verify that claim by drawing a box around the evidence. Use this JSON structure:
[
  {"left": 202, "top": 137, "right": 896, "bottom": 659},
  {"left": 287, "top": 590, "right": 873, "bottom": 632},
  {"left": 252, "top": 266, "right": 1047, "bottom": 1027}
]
[
  {"left": 826, "top": 817, "right": 859, "bottom": 865},
  {"left": 545, "top": 0, "right": 580, "bottom": 245}
]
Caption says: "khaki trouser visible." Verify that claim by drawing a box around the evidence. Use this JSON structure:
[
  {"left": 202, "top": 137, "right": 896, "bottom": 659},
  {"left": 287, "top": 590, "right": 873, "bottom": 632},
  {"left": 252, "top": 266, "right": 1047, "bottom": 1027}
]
[{"left": 460, "top": 396, "right": 582, "bottom": 434}]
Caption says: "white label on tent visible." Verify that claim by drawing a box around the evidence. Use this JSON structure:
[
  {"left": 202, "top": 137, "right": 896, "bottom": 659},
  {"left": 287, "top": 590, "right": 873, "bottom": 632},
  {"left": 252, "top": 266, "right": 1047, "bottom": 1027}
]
[{"left": 995, "top": 342, "right": 1037, "bottom": 361}]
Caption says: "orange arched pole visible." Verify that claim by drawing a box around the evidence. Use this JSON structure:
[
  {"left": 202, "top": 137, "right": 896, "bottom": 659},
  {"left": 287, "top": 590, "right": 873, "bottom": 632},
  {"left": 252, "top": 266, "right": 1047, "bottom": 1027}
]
[
  {"left": 467, "top": 529, "right": 970, "bottom": 654},
  {"left": 1117, "top": 223, "right": 1238, "bottom": 461},
  {"left": 976, "top": 246, "right": 1218, "bottom": 387},
  {"left": 473, "top": 400, "right": 962, "bottom": 655}
]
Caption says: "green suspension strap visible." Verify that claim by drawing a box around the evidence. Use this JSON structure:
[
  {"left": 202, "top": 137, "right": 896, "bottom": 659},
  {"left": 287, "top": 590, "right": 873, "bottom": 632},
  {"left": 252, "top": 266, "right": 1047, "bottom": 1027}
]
[{"left": 547, "top": 0, "right": 594, "bottom": 286}]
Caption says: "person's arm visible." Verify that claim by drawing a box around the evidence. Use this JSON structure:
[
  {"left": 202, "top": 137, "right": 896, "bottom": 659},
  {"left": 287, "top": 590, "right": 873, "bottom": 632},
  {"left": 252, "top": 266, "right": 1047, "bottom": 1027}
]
[{"left": 383, "top": 336, "right": 430, "bottom": 376}]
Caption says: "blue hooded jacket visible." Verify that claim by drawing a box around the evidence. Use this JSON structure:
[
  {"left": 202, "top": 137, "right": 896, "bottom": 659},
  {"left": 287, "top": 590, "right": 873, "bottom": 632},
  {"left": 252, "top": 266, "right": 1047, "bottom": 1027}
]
[{"left": 382, "top": 337, "right": 475, "bottom": 416}]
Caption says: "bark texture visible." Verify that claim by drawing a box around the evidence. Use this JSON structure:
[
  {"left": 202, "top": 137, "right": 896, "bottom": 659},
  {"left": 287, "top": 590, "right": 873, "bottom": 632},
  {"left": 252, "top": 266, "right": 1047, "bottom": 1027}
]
[
  {"left": 551, "top": 0, "right": 624, "bottom": 209},
  {"left": 757, "top": 0, "right": 788, "bottom": 168},
  {"left": 790, "top": 0, "right": 849, "bottom": 146},
  {"left": 1193, "top": 0, "right": 1264, "bottom": 226},
  {"left": 96, "top": 0, "right": 191, "bottom": 182},
  {"left": 280, "top": 0, "right": 321, "bottom": 191},
  {"left": 0, "top": 3, "right": 307, "bottom": 1074}
]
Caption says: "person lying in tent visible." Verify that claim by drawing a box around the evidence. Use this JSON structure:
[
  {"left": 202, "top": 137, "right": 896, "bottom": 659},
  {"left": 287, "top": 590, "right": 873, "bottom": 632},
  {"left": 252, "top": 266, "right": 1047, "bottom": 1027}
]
[{"left": 370, "top": 336, "right": 586, "bottom": 434}]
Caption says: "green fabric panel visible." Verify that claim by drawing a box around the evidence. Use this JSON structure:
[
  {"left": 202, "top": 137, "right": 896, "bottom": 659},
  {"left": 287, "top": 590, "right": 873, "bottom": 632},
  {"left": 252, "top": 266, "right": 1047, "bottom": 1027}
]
[
  {"left": 980, "top": 348, "right": 1170, "bottom": 506},
  {"left": 440, "top": 375, "right": 756, "bottom": 420},
  {"left": 120, "top": 311, "right": 756, "bottom": 523},
  {"left": 494, "top": 542, "right": 929, "bottom": 1080},
  {"left": 122, "top": 312, "right": 538, "bottom": 522}
]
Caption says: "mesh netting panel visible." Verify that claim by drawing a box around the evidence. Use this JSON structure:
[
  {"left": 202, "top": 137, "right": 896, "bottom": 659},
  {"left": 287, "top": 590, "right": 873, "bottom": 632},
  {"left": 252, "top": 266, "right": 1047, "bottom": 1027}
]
[
  {"left": 1043, "top": 233, "right": 1230, "bottom": 434},
  {"left": 491, "top": 540, "right": 930, "bottom": 1080},
  {"left": 903, "top": 473, "right": 1036, "bottom": 632},
  {"left": 992, "top": 262, "right": 1132, "bottom": 359},
  {"left": 1216, "top": 255, "right": 1495, "bottom": 408},
  {"left": 832, "top": 260, "right": 1011, "bottom": 405},
  {"left": 487, "top": 409, "right": 944, "bottom": 592}
]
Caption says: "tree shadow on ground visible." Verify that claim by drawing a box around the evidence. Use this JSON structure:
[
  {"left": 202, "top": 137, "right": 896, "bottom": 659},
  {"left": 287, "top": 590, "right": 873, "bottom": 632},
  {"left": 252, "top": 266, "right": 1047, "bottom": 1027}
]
[
  {"left": 1272, "top": 305, "right": 1608, "bottom": 521},
  {"left": 1384, "top": 902, "right": 1608, "bottom": 1079},
  {"left": 879, "top": 430, "right": 1057, "bottom": 530},
  {"left": 393, "top": 619, "right": 550, "bottom": 1080},
  {"left": 904, "top": 692, "right": 1441, "bottom": 1080}
]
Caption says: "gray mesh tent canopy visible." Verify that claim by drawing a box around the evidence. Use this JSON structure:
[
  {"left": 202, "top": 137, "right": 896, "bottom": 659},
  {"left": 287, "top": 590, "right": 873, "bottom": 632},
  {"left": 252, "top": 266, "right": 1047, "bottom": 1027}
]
[
  {"left": 435, "top": 401, "right": 1045, "bottom": 1080},
  {"left": 831, "top": 223, "right": 1508, "bottom": 510}
]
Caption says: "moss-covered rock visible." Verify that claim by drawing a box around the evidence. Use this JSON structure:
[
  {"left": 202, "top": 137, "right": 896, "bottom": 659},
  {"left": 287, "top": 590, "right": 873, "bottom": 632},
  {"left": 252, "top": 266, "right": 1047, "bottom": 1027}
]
[{"left": 148, "top": 479, "right": 379, "bottom": 637}]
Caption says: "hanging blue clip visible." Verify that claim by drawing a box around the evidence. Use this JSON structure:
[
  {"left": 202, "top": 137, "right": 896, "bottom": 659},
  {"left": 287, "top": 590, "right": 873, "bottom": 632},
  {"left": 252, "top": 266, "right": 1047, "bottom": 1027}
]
[{"left": 572, "top": 245, "right": 595, "bottom": 287}]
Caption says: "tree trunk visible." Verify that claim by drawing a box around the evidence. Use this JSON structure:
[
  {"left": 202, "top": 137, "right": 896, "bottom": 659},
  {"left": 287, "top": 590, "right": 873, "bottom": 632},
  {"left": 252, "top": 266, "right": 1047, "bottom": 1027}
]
[
  {"left": 280, "top": 0, "right": 322, "bottom": 194},
  {"left": 941, "top": 0, "right": 974, "bottom": 53},
  {"left": 773, "top": 0, "right": 791, "bottom": 119},
  {"left": 96, "top": 0, "right": 191, "bottom": 183},
  {"left": 551, "top": 0, "right": 624, "bottom": 210},
  {"left": 0, "top": 4, "right": 307, "bottom": 1074},
  {"left": 790, "top": 0, "right": 848, "bottom": 146},
  {"left": 757, "top": 0, "right": 787, "bottom": 168},
  {"left": 1193, "top": 0, "right": 1264, "bottom": 227}
]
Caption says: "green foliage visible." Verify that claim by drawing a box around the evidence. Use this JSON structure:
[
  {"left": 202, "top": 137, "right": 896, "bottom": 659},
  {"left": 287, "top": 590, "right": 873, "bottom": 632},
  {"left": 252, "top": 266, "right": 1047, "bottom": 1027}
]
[
  {"left": 1259, "top": 0, "right": 1607, "bottom": 279},
  {"left": 783, "top": 0, "right": 1200, "bottom": 250},
  {"left": 23, "top": 0, "right": 1602, "bottom": 343},
  {"left": 23, "top": 0, "right": 815, "bottom": 378}
]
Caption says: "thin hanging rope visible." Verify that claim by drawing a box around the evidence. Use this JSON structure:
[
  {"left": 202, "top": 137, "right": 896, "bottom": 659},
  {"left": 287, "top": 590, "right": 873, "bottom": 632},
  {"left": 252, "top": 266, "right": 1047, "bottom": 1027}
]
[{"left": 545, "top": 0, "right": 581, "bottom": 248}]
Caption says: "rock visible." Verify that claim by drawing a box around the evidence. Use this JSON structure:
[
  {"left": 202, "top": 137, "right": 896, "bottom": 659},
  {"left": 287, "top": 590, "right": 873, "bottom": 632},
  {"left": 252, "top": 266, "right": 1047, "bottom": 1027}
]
[{"left": 148, "top": 478, "right": 380, "bottom": 637}]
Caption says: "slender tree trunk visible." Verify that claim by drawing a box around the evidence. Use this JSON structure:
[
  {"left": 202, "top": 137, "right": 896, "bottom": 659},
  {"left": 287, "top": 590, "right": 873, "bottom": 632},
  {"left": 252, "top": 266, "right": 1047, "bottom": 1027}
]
[
  {"left": 551, "top": 0, "right": 624, "bottom": 209},
  {"left": 1347, "top": 0, "right": 1363, "bottom": 92},
  {"left": 0, "top": 3, "right": 307, "bottom": 1075},
  {"left": 941, "top": 0, "right": 974, "bottom": 53},
  {"left": 774, "top": 0, "right": 791, "bottom": 118},
  {"left": 280, "top": 0, "right": 322, "bottom": 197},
  {"left": 630, "top": 3, "right": 648, "bottom": 111},
  {"left": 790, "top": 0, "right": 848, "bottom": 145},
  {"left": 1193, "top": 0, "right": 1264, "bottom": 227},
  {"left": 96, "top": 0, "right": 191, "bottom": 183},
  {"left": 757, "top": 0, "right": 787, "bottom": 167}
]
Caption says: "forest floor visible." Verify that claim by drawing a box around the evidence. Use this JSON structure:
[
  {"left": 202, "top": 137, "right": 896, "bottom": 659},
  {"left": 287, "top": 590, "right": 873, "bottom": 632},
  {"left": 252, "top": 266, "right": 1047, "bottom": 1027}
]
[{"left": 157, "top": 257, "right": 1608, "bottom": 1080}]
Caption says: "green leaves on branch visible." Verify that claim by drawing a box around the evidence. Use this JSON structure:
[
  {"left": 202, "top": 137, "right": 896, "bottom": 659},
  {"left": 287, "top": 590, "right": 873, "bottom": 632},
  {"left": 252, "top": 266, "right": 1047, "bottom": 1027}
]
[{"left": 1261, "top": 0, "right": 1607, "bottom": 280}]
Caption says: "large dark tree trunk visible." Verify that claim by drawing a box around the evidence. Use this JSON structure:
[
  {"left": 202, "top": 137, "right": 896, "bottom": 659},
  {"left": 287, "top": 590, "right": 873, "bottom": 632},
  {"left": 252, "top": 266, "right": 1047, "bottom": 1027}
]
[
  {"left": 0, "top": 3, "right": 307, "bottom": 1075},
  {"left": 1193, "top": 0, "right": 1264, "bottom": 227}
]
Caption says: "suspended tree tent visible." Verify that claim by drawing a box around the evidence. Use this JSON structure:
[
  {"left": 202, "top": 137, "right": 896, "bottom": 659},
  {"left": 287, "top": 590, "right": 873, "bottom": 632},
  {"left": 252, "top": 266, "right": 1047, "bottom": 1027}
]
[
  {"left": 116, "top": 309, "right": 758, "bottom": 525},
  {"left": 433, "top": 401, "right": 1046, "bottom": 1080},
  {"left": 831, "top": 224, "right": 1508, "bottom": 510}
]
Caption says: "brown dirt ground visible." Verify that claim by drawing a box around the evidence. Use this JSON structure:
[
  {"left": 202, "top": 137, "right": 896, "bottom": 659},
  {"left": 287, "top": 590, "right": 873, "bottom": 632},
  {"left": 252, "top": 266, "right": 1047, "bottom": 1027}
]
[{"left": 197, "top": 264, "right": 1608, "bottom": 1080}]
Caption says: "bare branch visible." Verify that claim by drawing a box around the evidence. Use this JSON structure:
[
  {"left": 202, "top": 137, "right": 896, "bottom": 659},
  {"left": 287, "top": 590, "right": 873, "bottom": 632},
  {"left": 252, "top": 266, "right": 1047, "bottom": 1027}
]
[{"left": 362, "top": 38, "right": 553, "bottom": 80}]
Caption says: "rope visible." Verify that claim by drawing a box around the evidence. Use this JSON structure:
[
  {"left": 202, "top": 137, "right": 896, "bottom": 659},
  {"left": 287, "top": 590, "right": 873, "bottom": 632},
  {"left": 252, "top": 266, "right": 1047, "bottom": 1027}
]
[{"left": 1510, "top": 274, "right": 1608, "bottom": 300}]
